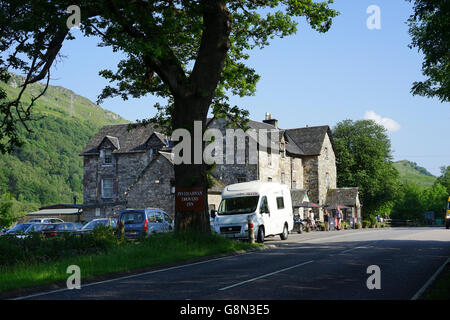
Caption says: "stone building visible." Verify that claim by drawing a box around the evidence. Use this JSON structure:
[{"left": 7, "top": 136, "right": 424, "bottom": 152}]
[
  {"left": 325, "top": 188, "right": 362, "bottom": 225},
  {"left": 80, "top": 114, "right": 348, "bottom": 222}
]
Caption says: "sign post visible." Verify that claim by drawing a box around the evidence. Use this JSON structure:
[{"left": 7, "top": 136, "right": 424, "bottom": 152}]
[{"left": 176, "top": 187, "right": 205, "bottom": 212}]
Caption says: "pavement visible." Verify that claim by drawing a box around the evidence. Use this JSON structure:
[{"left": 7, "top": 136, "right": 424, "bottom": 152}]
[{"left": 12, "top": 227, "right": 450, "bottom": 300}]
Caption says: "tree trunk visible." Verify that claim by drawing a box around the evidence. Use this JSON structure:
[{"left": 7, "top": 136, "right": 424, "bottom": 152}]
[{"left": 172, "top": 96, "right": 211, "bottom": 233}]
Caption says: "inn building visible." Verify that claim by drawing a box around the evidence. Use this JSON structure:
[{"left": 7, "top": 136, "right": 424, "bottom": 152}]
[{"left": 80, "top": 114, "right": 361, "bottom": 222}]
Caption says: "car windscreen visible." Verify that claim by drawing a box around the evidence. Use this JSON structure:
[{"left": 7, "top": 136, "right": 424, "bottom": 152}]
[
  {"left": 82, "top": 220, "right": 106, "bottom": 230},
  {"left": 120, "top": 211, "right": 145, "bottom": 224},
  {"left": 25, "top": 224, "right": 47, "bottom": 233},
  {"left": 7, "top": 224, "right": 32, "bottom": 233},
  {"left": 218, "top": 196, "right": 259, "bottom": 215}
]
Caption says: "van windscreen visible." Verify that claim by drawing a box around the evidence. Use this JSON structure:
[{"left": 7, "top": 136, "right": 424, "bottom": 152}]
[{"left": 218, "top": 196, "right": 259, "bottom": 215}]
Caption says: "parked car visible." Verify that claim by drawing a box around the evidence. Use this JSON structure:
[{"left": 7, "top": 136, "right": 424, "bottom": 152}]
[
  {"left": 15, "top": 223, "right": 50, "bottom": 239},
  {"left": 79, "top": 218, "right": 117, "bottom": 233},
  {"left": 28, "top": 218, "right": 64, "bottom": 224},
  {"left": 41, "top": 222, "right": 81, "bottom": 237},
  {"left": 4, "top": 223, "right": 34, "bottom": 236},
  {"left": 117, "top": 208, "right": 173, "bottom": 238}
]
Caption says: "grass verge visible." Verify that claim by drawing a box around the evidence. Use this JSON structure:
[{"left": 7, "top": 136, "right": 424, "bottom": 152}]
[
  {"left": 420, "top": 264, "right": 450, "bottom": 300},
  {"left": 0, "top": 232, "right": 260, "bottom": 293}
]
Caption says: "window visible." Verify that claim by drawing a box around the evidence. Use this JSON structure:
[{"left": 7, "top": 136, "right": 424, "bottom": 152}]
[
  {"left": 267, "top": 177, "right": 272, "bottom": 182},
  {"left": 95, "top": 208, "right": 100, "bottom": 217},
  {"left": 102, "top": 178, "right": 114, "bottom": 198},
  {"left": 104, "top": 150, "right": 112, "bottom": 165},
  {"left": 260, "top": 196, "right": 270, "bottom": 213},
  {"left": 164, "top": 214, "right": 172, "bottom": 224},
  {"left": 281, "top": 143, "right": 286, "bottom": 158},
  {"left": 237, "top": 176, "right": 247, "bottom": 183},
  {"left": 292, "top": 180, "right": 297, "bottom": 189},
  {"left": 324, "top": 147, "right": 329, "bottom": 160},
  {"left": 276, "top": 197, "right": 285, "bottom": 209},
  {"left": 281, "top": 172, "right": 286, "bottom": 184},
  {"left": 326, "top": 172, "right": 331, "bottom": 189},
  {"left": 268, "top": 149, "right": 272, "bottom": 167}
]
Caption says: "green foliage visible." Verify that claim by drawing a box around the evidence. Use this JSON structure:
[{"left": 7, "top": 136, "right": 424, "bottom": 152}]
[
  {"left": 0, "top": 227, "right": 120, "bottom": 267},
  {"left": 394, "top": 160, "right": 437, "bottom": 188},
  {"left": 407, "top": 0, "right": 450, "bottom": 102},
  {"left": 332, "top": 119, "right": 400, "bottom": 217},
  {"left": 435, "top": 166, "right": 450, "bottom": 195},
  {"left": 0, "top": 76, "right": 128, "bottom": 210},
  {"left": 0, "top": 193, "right": 14, "bottom": 228},
  {"left": 391, "top": 182, "right": 448, "bottom": 220}
]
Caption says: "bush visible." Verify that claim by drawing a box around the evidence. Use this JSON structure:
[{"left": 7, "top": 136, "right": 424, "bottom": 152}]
[
  {"left": 0, "top": 226, "right": 121, "bottom": 267},
  {"left": 362, "top": 220, "right": 370, "bottom": 228}
]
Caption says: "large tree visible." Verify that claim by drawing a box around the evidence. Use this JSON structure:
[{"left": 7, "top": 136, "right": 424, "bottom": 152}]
[
  {"left": 407, "top": 0, "right": 450, "bottom": 102},
  {"left": 0, "top": 0, "right": 338, "bottom": 232},
  {"left": 332, "top": 119, "right": 400, "bottom": 217}
]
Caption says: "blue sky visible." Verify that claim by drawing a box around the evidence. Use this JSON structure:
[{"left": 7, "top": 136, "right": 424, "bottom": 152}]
[{"left": 48, "top": 0, "right": 449, "bottom": 176}]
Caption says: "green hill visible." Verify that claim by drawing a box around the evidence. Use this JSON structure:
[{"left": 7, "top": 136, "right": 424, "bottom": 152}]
[
  {"left": 394, "top": 160, "right": 437, "bottom": 188},
  {"left": 0, "top": 74, "right": 129, "bottom": 212}
]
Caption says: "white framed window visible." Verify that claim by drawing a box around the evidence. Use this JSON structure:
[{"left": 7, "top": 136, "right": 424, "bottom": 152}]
[
  {"left": 95, "top": 208, "right": 100, "bottom": 217},
  {"left": 103, "top": 150, "right": 112, "bottom": 165},
  {"left": 102, "top": 178, "right": 114, "bottom": 198},
  {"left": 326, "top": 172, "right": 331, "bottom": 189},
  {"left": 281, "top": 172, "right": 286, "bottom": 184}
]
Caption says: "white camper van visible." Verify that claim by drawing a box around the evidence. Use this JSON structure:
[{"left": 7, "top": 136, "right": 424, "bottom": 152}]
[{"left": 213, "top": 181, "right": 294, "bottom": 243}]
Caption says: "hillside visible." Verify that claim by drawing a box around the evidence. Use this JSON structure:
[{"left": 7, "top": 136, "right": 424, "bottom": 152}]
[
  {"left": 0, "top": 74, "right": 129, "bottom": 211},
  {"left": 394, "top": 160, "right": 437, "bottom": 188}
]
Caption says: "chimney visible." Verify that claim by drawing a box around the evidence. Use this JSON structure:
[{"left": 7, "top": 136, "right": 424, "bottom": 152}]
[{"left": 263, "top": 113, "right": 278, "bottom": 128}]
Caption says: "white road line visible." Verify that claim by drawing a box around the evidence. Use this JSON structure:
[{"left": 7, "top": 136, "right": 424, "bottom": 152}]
[
  {"left": 339, "top": 241, "right": 379, "bottom": 254},
  {"left": 12, "top": 251, "right": 256, "bottom": 300},
  {"left": 218, "top": 260, "right": 314, "bottom": 291},
  {"left": 411, "top": 257, "right": 450, "bottom": 300}
]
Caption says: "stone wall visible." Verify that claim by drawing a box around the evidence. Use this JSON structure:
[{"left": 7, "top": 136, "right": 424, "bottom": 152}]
[{"left": 126, "top": 155, "right": 176, "bottom": 217}]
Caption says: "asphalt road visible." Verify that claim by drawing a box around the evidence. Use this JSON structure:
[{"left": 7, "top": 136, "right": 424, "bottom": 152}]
[{"left": 16, "top": 227, "right": 450, "bottom": 300}]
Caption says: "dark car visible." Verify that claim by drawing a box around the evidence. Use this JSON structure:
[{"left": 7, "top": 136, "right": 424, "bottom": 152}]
[
  {"left": 117, "top": 208, "right": 173, "bottom": 238},
  {"left": 41, "top": 222, "right": 80, "bottom": 237},
  {"left": 5, "top": 223, "right": 34, "bottom": 236}
]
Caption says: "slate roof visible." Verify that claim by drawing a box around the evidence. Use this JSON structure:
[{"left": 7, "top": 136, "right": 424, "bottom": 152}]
[
  {"left": 80, "top": 124, "right": 157, "bottom": 155},
  {"left": 285, "top": 126, "right": 333, "bottom": 156},
  {"left": 290, "top": 189, "right": 309, "bottom": 207},
  {"left": 325, "top": 188, "right": 360, "bottom": 207}
]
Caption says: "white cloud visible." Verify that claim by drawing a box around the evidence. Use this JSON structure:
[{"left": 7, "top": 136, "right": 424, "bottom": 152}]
[{"left": 364, "top": 110, "right": 401, "bottom": 132}]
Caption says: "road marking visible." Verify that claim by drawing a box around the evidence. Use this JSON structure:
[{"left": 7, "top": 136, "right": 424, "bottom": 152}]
[
  {"left": 12, "top": 251, "right": 258, "bottom": 300},
  {"left": 411, "top": 257, "right": 450, "bottom": 300},
  {"left": 339, "top": 241, "right": 379, "bottom": 254},
  {"left": 218, "top": 260, "right": 314, "bottom": 291}
]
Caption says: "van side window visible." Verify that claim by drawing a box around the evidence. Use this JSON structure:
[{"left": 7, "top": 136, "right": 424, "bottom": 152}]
[
  {"left": 260, "top": 196, "right": 269, "bottom": 213},
  {"left": 276, "top": 197, "right": 285, "bottom": 209}
]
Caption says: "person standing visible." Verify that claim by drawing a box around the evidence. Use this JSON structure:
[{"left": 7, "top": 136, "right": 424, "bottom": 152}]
[
  {"left": 336, "top": 208, "right": 342, "bottom": 230},
  {"left": 324, "top": 209, "right": 330, "bottom": 231}
]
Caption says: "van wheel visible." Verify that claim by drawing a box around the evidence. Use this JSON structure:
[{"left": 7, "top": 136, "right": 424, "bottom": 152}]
[
  {"left": 280, "top": 223, "right": 289, "bottom": 240},
  {"left": 257, "top": 227, "right": 265, "bottom": 243}
]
